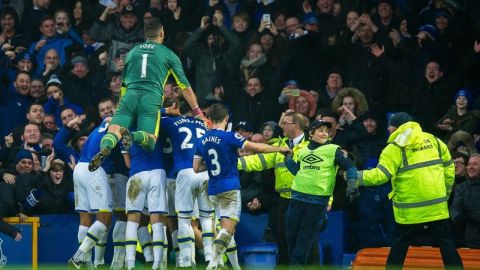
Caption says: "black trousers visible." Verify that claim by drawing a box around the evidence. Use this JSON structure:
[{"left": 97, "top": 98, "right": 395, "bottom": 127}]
[{"left": 386, "top": 218, "right": 463, "bottom": 270}]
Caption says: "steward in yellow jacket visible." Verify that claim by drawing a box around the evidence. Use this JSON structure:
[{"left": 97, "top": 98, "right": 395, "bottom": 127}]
[{"left": 356, "top": 112, "right": 462, "bottom": 269}]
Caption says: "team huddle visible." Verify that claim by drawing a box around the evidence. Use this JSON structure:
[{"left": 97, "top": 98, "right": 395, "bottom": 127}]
[{"left": 67, "top": 18, "right": 290, "bottom": 270}]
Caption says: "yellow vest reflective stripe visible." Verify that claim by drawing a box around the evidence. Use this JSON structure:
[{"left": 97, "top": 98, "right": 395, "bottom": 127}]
[{"left": 392, "top": 196, "right": 448, "bottom": 208}]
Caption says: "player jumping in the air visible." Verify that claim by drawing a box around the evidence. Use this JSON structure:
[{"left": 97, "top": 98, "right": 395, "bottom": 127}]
[{"left": 89, "top": 18, "right": 207, "bottom": 172}]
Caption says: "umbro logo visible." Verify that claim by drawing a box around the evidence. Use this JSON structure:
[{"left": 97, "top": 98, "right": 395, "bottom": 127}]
[{"left": 302, "top": 153, "right": 323, "bottom": 164}]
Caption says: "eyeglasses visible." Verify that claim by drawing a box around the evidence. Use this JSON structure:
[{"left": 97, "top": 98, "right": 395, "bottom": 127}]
[{"left": 281, "top": 122, "right": 295, "bottom": 126}]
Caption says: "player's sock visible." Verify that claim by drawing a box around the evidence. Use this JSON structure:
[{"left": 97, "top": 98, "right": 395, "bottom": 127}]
[
  {"left": 111, "top": 221, "right": 126, "bottom": 270},
  {"left": 210, "top": 228, "right": 232, "bottom": 268},
  {"left": 152, "top": 222, "right": 165, "bottom": 269},
  {"left": 226, "top": 236, "right": 241, "bottom": 270},
  {"left": 177, "top": 217, "right": 195, "bottom": 267},
  {"left": 77, "top": 225, "right": 89, "bottom": 245},
  {"left": 94, "top": 227, "right": 109, "bottom": 267},
  {"left": 138, "top": 226, "right": 154, "bottom": 262},
  {"left": 171, "top": 229, "right": 179, "bottom": 265},
  {"left": 161, "top": 225, "right": 169, "bottom": 270},
  {"left": 131, "top": 131, "right": 156, "bottom": 151},
  {"left": 76, "top": 221, "right": 107, "bottom": 262},
  {"left": 200, "top": 215, "right": 214, "bottom": 262},
  {"left": 100, "top": 132, "right": 119, "bottom": 150},
  {"left": 125, "top": 221, "right": 139, "bottom": 270}
]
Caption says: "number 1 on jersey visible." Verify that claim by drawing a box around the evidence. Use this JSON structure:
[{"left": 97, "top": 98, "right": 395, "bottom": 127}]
[{"left": 141, "top": 54, "right": 148, "bottom": 78}]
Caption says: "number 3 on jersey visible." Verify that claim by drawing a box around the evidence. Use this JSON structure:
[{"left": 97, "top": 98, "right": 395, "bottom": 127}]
[{"left": 208, "top": 149, "right": 221, "bottom": 176}]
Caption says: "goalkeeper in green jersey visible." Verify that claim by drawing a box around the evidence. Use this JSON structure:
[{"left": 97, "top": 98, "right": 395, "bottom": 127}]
[{"left": 89, "top": 18, "right": 207, "bottom": 172}]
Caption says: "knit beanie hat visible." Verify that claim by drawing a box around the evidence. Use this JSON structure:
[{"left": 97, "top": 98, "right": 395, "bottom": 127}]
[
  {"left": 15, "top": 149, "right": 33, "bottom": 164},
  {"left": 389, "top": 112, "right": 412, "bottom": 128}
]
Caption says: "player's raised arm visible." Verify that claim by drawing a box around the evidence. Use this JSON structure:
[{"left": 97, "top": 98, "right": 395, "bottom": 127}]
[{"left": 244, "top": 141, "right": 291, "bottom": 155}]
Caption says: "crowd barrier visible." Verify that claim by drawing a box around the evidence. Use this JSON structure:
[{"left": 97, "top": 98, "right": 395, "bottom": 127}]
[{"left": 2, "top": 211, "right": 349, "bottom": 268}]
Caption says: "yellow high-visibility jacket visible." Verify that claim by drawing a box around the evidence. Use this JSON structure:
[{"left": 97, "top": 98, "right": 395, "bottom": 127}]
[
  {"left": 238, "top": 136, "right": 309, "bottom": 199},
  {"left": 358, "top": 122, "right": 454, "bottom": 224}
]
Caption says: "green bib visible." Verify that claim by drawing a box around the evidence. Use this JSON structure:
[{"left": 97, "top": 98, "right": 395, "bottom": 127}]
[{"left": 292, "top": 144, "right": 339, "bottom": 196}]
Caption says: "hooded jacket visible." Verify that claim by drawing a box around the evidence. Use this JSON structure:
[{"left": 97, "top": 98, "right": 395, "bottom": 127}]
[{"left": 358, "top": 121, "right": 454, "bottom": 224}]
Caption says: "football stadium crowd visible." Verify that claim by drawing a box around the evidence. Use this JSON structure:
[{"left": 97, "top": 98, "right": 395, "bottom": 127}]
[{"left": 0, "top": 0, "right": 480, "bottom": 267}]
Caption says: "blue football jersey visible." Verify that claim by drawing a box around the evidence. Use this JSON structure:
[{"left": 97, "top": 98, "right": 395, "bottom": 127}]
[
  {"left": 79, "top": 119, "right": 114, "bottom": 172},
  {"left": 196, "top": 129, "right": 246, "bottom": 195},
  {"left": 129, "top": 139, "right": 164, "bottom": 176},
  {"left": 161, "top": 116, "right": 206, "bottom": 175}
]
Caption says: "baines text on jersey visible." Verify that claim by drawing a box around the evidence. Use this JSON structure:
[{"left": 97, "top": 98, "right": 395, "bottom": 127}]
[{"left": 201, "top": 136, "right": 221, "bottom": 145}]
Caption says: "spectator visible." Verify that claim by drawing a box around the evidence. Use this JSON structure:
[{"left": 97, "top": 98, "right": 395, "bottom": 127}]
[
  {"left": 411, "top": 61, "right": 455, "bottom": 134},
  {"left": 436, "top": 89, "right": 480, "bottom": 140},
  {"left": 28, "top": 16, "right": 82, "bottom": 75},
  {"left": 37, "top": 48, "right": 62, "bottom": 81},
  {"left": 447, "top": 131, "right": 477, "bottom": 156},
  {"left": 240, "top": 133, "right": 276, "bottom": 216},
  {"left": 89, "top": 4, "right": 144, "bottom": 72},
  {"left": 234, "top": 121, "right": 254, "bottom": 140},
  {"left": 317, "top": 68, "right": 344, "bottom": 110},
  {"left": 331, "top": 87, "right": 369, "bottom": 129},
  {"left": 42, "top": 114, "right": 58, "bottom": 135},
  {"left": 43, "top": 76, "right": 83, "bottom": 127},
  {"left": 30, "top": 78, "right": 46, "bottom": 103},
  {"left": 354, "top": 111, "right": 395, "bottom": 249},
  {"left": 71, "top": 0, "right": 94, "bottom": 34},
  {"left": 10, "top": 102, "right": 46, "bottom": 146},
  {"left": 40, "top": 133, "right": 54, "bottom": 152},
  {"left": 346, "top": 21, "right": 386, "bottom": 110},
  {"left": 22, "top": 0, "right": 51, "bottom": 40},
  {"left": 260, "top": 121, "right": 281, "bottom": 144},
  {"left": 238, "top": 43, "right": 272, "bottom": 89},
  {"left": 53, "top": 8, "right": 84, "bottom": 54},
  {"left": 62, "top": 55, "right": 102, "bottom": 111},
  {"left": 0, "top": 7, "right": 29, "bottom": 49},
  {"left": 0, "top": 177, "right": 23, "bottom": 240},
  {"left": 231, "top": 11, "right": 254, "bottom": 52},
  {"left": 287, "top": 90, "right": 317, "bottom": 119},
  {"left": 184, "top": 13, "right": 241, "bottom": 99},
  {"left": 160, "top": 0, "right": 189, "bottom": 41},
  {"left": 230, "top": 76, "right": 280, "bottom": 132},
  {"left": 7, "top": 52, "right": 34, "bottom": 91},
  {"left": 0, "top": 71, "right": 32, "bottom": 140},
  {"left": 35, "top": 159, "right": 74, "bottom": 213},
  {"left": 53, "top": 114, "right": 89, "bottom": 164},
  {"left": 281, "top": 13, "right": 330, "bottom": 90},
  {"left": 105, "top": 72, "right": 122, "bottom": 102},
  {"left": 450, "top": 153, "right": 480, "bottom": 248},
  {"left": 1, "top": 149, "right": 35, "bottom": 184},
  {"left": 317, "top": 109, "right": 367, "bottom": 152}
]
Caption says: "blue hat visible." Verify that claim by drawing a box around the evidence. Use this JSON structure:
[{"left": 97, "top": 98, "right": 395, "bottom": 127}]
[
  {"left": 15, "top": 51, "right": 32, "bottom": 63},
  {"left": 303, "top": 13, "right": 319, "bottom": 25},
  {"left": 436, "top": 10, "right": 451, "bottom": 19},
  {"left": 389, "top": 112, "right": 412, "bottom": 128},
  {"left": 235, "top": 121, "right": 253, "bottom": 132},
  {"left": 455, "top": 89, "right": 472, "bottom": 105},
  {"left": 283, "top": 80, "right": 299, "bottom": 88},
  {"left": 15, "top": 149, "right": 33, "bottom": 164},
  {"left": 418, "top": 24, "right": 438, "bottom": 39}
]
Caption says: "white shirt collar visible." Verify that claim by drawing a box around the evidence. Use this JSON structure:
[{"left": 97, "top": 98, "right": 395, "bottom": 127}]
[{"left": 291, "top": 133, "right": 304, "bottom": 147}]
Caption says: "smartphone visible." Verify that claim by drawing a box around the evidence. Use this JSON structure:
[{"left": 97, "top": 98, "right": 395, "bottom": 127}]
[{"left": 262, "top": 14, "right": 271, "bottom": 27}]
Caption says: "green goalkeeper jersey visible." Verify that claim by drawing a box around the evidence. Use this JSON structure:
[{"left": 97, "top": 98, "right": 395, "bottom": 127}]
[{"left": 122, "top": 40, "right": 190, "bottom": 95}]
